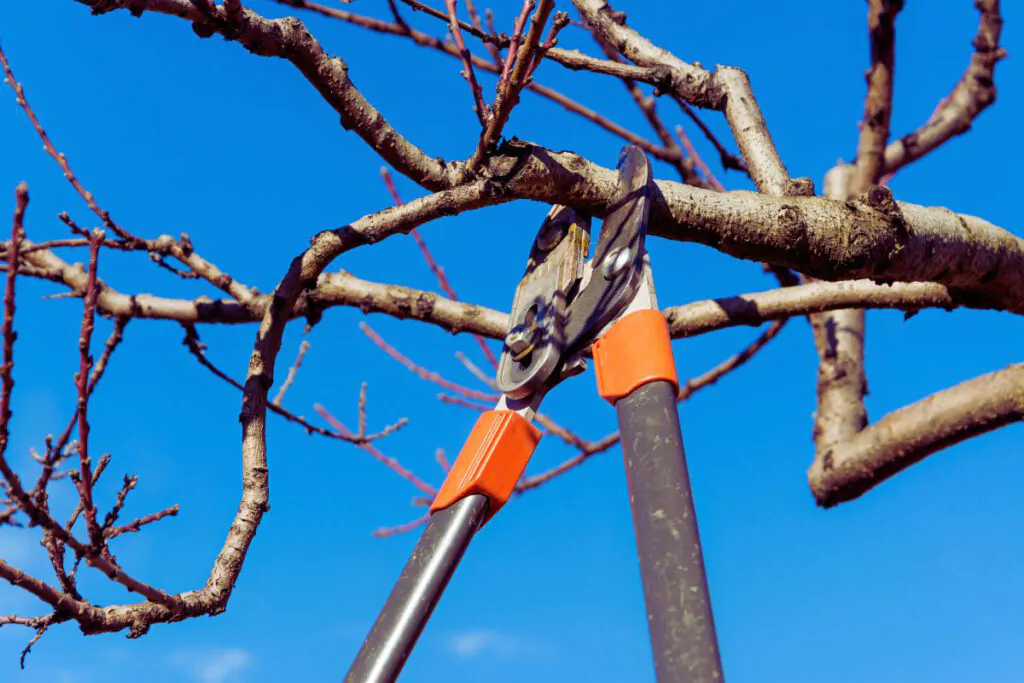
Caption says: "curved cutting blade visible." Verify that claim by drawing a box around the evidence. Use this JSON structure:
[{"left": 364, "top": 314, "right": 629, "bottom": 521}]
[{"left": 563, "top": 145, "right": 653, "bottom": 356}]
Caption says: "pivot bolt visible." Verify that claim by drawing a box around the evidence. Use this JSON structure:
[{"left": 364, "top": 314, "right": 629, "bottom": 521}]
[
  {"left": 505, "top": 325, "right": 538, "bottom": 362},
  {"left": 602, "top": 247, "right": 632, "bottom": 280}
]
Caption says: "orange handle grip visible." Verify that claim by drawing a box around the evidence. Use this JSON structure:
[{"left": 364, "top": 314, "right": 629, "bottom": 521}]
[
  {"left": 592, "top": 309, "right": 679, "bottom": 404},
  {"left": 430, "top": 410, "right": 542, "bottom": 522}
]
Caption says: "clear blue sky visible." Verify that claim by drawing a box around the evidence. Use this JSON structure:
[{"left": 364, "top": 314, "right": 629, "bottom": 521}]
[{"left": 1, "top": 2, "right": 1022, "bottom": 682}]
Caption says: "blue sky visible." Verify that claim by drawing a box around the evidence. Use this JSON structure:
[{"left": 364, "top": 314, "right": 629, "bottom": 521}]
[{"left": 1, "top": 1, "right": 1022, "bottom": 681}]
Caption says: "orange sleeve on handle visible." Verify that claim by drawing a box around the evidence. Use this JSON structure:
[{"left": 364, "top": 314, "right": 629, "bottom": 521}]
[
  {"left": 430, "top": 410, "right": 542, "bottom": 521},
  {"left": 592, "top": 309, "right": 679, "bottom": 404}
]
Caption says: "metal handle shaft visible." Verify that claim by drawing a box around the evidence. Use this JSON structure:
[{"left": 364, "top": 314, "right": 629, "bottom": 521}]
[
  {"left": 345, "top": 495, "right": 489, "bottom": 683},
  {"left": 616, "top": 380, "right": 723, "bottom": 683}
]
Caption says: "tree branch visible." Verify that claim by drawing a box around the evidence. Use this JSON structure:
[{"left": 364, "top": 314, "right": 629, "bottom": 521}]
[
  {"left": 809, "top": 364, "right": 1024, "bottom": 506},
  {"left": 79, "top": 0, "right": 457, "bottom": 188},
  {"left": 883, "top": 0, "right": 1003, "bottom": 176}
]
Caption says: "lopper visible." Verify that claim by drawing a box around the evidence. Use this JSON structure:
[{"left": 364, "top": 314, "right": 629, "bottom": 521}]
[{"left": 345, "top": 146, "right": 723, "bottom": 683}]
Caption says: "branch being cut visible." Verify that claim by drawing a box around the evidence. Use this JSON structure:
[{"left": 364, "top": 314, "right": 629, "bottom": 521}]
[{"left": 3, "top": 228, "right": 1016, "bottom": 345}]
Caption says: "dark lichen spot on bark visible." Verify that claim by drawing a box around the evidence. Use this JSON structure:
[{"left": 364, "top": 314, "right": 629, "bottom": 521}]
[
  {"left": 775, "top": 205, "right": 810, "bottom": 261},
  {"left": 414, "top": 293, "right": 436, "bottom": 320}
]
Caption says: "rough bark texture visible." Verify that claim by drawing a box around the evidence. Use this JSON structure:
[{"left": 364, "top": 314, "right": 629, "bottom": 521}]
[{"left": 0, "top": 0, "right": 1014, "bottom": 655}]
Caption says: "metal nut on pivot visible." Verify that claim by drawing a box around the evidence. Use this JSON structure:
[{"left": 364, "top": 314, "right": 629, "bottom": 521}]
[
  {"left": 505, "top": 325, "right": 538, "bottom": 362},
  {"left": 602, "top": 247, "right": 632, "bottom": 280}
]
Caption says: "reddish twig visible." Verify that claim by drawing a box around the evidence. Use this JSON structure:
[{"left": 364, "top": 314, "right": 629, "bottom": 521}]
[
  {"left": 445, "top": 0, "right": 489, "bottom": 124},
  {"left": 455, "top": 350, "right": 498, "bottom": 388},
  {"left": 47, "top": 454, "right": 112, "bottom": 598},
  {"left": 272, "top": 339, "right": 310, "bottom": 406},
  {"left": 496, "top": 1, "right": 535, "bottom": 96},
  {"left": 0, "top": 46, "right": 139, "bottom": 244},
  {"left": 537, "top": 10, "right": 570, "bottom": 53},
  {"left": 313, "top": 404, "right": 436, "bottom": 495},
  {"left": 470, "top": 0, "right": 554, "bottom": 169},
  {"left": 380, "top": 168, "right": 500, "bottom": 368},
  {"left": 35, "top": 317, "right": 128, "bottom": 498},
  {"left": 515, "top": 432, "right": 620, "bottom": 492},
  {"left": 182, "top": 325, "right": 405, "bottom": 443},
  {"left": 675, "top": 124, "right": 725, "bottom": 192},
  {"left": 437, "top": 392, "right": 491, "bottom": 412},
  {"left": 19, "top": 614, "right": 54, "bottom": 668},
  {"left": 372, "top": 513, "right": 430, "bottom": 537},
  {"left": 0, "top": 185, "right": 27, "bottom": 524},
  {"left": 674, "top": 96, "right": 749, "bottom": 174},
  {"left": 0, "top": 184, "right": 26, "bottom": 444},
  {"left": 677, "top": 320, "right": 788, "bottom": 400},
  {"left": 72, "top": 231, "right": 104, "bottom": 550},
  {"left": 435, "top": 448, "right": 451, "bottom": 472},
  {"left": 360, "top": 322, "right": 499, "bottom": 402},
  {"left": 100, "top": 474, "right": 137, "bottom": 542},
  {"left": 105, "top": 505, "right": 180, "bottom": 540},
  {"left": 466, "top": 0, "right": 502, "bottom": 65}
]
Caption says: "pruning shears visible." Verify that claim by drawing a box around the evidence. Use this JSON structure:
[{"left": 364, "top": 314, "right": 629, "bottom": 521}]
[{"left": 345, "top": 146, "right": 724, "bottom": 683}]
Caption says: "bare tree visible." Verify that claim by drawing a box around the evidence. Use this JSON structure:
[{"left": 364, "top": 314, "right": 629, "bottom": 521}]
[{"left": 0, "top": 0, "right": 1015, "bottom": 669}]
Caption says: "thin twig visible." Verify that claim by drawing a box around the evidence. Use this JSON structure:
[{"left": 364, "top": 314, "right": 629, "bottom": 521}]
[
  {"left": 313, "top": 404, "right": 436, "bottom": 495},
  {"left": 0, "top": 46, "right": 139, "bottom": 244},
  {"left": 72, "top": 231, "right": 104, "bottom": 550},
  {"left": 445, "top": 0, "right": 489, "bottom": 124},
  {"left": 372, "top": 513, "right": 430, "bottom": 537},
  {"left": 182, "top": 325, "right": 405, "bottom": 443},
  {"left": 380, "top": 168, "right": 499, "bottom": 367},
  {"left": 272, "top": 339, "right": 310, "bottom": 406},
  {"left": 106, "top": 505, "right": 180, "bottom": 539},
  {"left": 470, "top": 0, "right": 554, "bottom": 169},
  {"left": 360, "top": 322, "right": 499, "bottom": 402},
  {"left": 675, "top": 125, "right": 724, "bottom": 192}
]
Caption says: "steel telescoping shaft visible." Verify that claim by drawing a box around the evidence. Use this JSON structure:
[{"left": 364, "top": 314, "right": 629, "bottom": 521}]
[
  {"left": 616, "top": 380, "right": 724, "bottom": 683},
  {"left": 344, "top": 495, "right": 489, "bottom": 683}
]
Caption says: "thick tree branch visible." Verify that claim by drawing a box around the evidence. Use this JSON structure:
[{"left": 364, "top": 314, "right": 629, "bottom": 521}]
[
  {"left": 809, "top": 169, "right": 869, "bottom": 453},
  {"left": 856, "top": 0, "right": 903, "bottom": 187},
  {"left": 481, "top": 146, "right": 1024, "bottom": 313},
  {"left": 663, "top": 280, "right": 968, "bottom": 338},
  {"left": 810, "top": 0, "right": 899, "bottom": 472},
  {"left": 571, "top": 0, "right": 795, "bottom": 194},
  {"left": 569, "top": 0, "right": 721, "bottom": 108},
  {"left": 809, "top": 364, "right": 1024, "bottom": 506}
]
